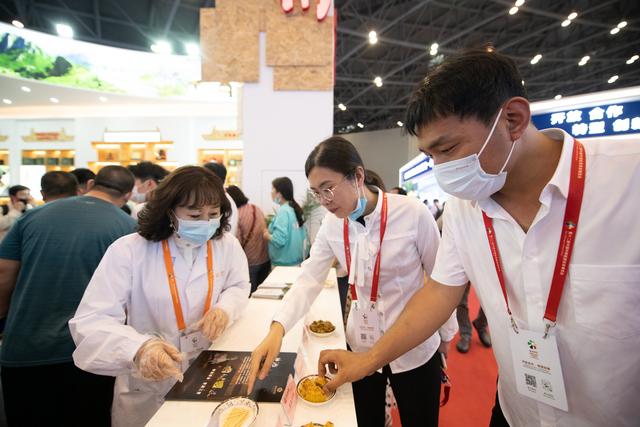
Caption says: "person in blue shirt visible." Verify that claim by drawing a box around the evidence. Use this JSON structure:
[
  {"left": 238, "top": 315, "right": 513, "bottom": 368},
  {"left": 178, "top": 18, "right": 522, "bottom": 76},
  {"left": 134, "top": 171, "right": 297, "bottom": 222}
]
[{"left": 264, "top": 177, "right": 307, "bottom": 266}]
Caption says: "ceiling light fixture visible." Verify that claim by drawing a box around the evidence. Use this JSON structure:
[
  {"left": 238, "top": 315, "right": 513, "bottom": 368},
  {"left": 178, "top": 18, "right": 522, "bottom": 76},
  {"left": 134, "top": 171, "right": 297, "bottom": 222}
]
[
  {"left": 55, "top": 23, "right": 73, "bottom": 38},
  {"left": 608, "top": 75, "right": 619, "bottom": 84},
  {"left": 617, "top": 21, "right": 627, "bottom": 29},
  {"left": 49, "top": 97, "right": 59, "bottom": 103},
  {"left": 515, "top": 0, "right": 525, "bottom": 7},
  {"left": 568, "top": 12, "right": 578, "bottom": 20},
  {"left": 21, "top": 86, "right": 31, "bottom": 92},
  {"left": 626, "top": 55, "right": 639, "bottom": 65},
  {"left": 578, "top": 55, "right": 590, "bottom": 66},
  {"left": 429, "top": 42, "right": 438, "bottom": 56},
  {"left": 554, "top": 94, "right": 562, "bottom": 100},
  {"left": 11, "top": 20, "right": 24, "bottom": 29},
  {"left": 357, "top": 122, "right": 364, "bottom": 129},
  {"left": 610, "top": 27, "right": 620, "bottom": 35},
  {"left": 150, "top": 40, "right": 172, "bottom": 55},
  {"left": 509, "top": 6, "right": 519, "bottom": 15},
  {"left": 530, "top": 53, "right": 542, "bottom": 65},
  {"left": 368, "top": 30, "right": 378, "bottom": 45},
  {"left": 185, "top": 43, "right": 200, "bottom": 56},
  {"left": 561, "top": 19, "right": 571, "bottom": 27},
  {"left": 373, "top": 76, "right": 383, "bottom": 87},
  {"left": 99, "top": 96, "right": 108, "bottom": 103},
  {"left": 2, "top": 99, "right": 12, "bottom": 105},
  {"left": 397, "top": 121, "right": 404, "bottom": 127},
  {"left": 338, "top": 103, "right": 347, "bottom": 111}
]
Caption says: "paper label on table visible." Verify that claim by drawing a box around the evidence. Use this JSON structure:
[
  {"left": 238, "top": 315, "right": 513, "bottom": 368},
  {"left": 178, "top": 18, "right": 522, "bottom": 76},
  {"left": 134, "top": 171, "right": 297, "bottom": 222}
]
[
  {"left": 509, "top": 328, "right": 568, "bottom": 411},
  {"left": 350, "top": 302, "right": 383, "bottom": 348},
  {"left": 280, "top": 374, "right": 298, "bottom": 425},
  {"left": 294, "top": 349, "right": 308, "bottom": 382}
]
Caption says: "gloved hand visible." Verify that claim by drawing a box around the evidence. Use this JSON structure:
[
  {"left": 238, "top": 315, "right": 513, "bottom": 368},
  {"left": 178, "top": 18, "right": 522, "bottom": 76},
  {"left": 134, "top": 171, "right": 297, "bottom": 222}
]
[
  {"left": 134, "top": 339, "right": 184, "bottom": 382},
  {"left": 194, "top": 308, "right": 229, "bottom": 341}
]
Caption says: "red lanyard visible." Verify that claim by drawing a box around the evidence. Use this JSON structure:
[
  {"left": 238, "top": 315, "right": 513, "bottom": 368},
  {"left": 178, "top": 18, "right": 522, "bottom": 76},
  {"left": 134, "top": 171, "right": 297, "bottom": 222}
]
[
  {"left": 162, "top": 240, "right": 214, "bottom": 331},
  {"left": 482, "top": 139, "right": 586, "bottom": 337},
  {"left": 343, "top": 192, "right": 388, "bottom": 304}
]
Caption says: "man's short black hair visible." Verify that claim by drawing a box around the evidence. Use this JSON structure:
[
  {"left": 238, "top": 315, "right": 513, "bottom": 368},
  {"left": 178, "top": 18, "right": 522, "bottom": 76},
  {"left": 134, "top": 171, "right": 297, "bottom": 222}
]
[
  {"left": 405, "top": 48, "right": 527, "bottom": 136},
  {"left": 70, "top": 168, "right": 96, "bottom": 185},
  {"left": 128, "top": 161, "right": 169, "bottom": 183},
  {"left": 203, "top": 162, "right": 227, "bottom": 182},
  {"left": 93, "top": 166, "right": 135, "bottom": 197},
  {"left": 41, "top": 171, "right": 78, "bottom": 198},
  {"left": 9, "top": 185, "right": 29, "bottom": 197}
]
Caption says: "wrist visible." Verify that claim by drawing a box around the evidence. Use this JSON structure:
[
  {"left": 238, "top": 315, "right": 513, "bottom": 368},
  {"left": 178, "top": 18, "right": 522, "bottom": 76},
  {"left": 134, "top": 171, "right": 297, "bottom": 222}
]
[
  {"left": 270, "top": 321, "right": 285, "bottom": 338},
  {"left": 362, "top": 349, "right": 381, "bottom": 376}
]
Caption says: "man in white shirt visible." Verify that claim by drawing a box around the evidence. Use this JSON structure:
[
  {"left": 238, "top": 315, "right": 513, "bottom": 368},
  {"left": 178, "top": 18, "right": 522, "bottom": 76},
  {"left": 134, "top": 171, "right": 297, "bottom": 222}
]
[
  {"left": 203, "top": 162, "right": 239, "bottom": 236},
  {"left": 318, "top": 49, "right": 640, "bottom": 427}
]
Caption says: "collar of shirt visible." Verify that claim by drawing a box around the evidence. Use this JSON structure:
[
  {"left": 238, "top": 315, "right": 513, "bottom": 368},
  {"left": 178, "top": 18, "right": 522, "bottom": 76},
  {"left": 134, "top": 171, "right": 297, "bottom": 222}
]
[{"left": 474, "top": 128, "right": 574, "bottom": 219}]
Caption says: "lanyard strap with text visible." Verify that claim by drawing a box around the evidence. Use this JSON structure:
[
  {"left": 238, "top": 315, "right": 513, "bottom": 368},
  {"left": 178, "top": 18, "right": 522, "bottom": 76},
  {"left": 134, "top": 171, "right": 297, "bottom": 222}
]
[
  {"left": 482, "top": 139, "right": 586, "bottom": 337},
  {"left": 343, "top": 192, "right": 388, "bottom": 305},
  {"left": 162, "top": 239, "right": 214, "bottom": 331}
]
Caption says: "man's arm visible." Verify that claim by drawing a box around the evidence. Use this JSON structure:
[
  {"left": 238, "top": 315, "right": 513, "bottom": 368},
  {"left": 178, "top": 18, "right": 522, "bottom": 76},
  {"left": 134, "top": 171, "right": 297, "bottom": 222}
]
[
  {"left": 318, "top": 277, "right": 466, "bottom": 392},
  {"left": 0, "top": 259, "right": 20, "bottom": 318}
]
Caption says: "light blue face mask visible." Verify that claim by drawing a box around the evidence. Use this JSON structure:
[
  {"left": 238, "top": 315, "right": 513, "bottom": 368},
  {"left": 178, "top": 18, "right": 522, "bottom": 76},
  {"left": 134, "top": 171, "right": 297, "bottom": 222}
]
[
  {"left": 349, "top": 185, "right": 367, "bottom": 221},
  {"left": 175, "top": 216, "right": 221, "bottom": 246}
]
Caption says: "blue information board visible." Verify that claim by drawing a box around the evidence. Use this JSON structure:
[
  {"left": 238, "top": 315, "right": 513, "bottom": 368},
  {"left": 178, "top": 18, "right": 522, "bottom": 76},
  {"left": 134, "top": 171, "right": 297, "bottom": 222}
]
[{"left": 531, "top": 100, "right": 640, "bottom": 138}]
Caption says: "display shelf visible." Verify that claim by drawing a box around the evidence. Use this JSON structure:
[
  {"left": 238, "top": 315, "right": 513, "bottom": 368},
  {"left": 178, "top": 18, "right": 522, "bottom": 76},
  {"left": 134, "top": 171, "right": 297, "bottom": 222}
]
[
  {"left": 89, "top": 141, "right": 177, "bottom": 171},
  {"left": 22, "top": 150, "right": 75, "bottom": 172},
  {"left": 198, "top": 149, "right": 243, "bottom": 187}
]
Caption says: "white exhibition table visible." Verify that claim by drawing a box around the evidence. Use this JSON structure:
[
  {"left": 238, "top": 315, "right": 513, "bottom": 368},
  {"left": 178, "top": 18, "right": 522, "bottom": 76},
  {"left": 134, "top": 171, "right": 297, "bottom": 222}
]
[{"left": 147, "top": 266, "right": 358, "bottom": 427}]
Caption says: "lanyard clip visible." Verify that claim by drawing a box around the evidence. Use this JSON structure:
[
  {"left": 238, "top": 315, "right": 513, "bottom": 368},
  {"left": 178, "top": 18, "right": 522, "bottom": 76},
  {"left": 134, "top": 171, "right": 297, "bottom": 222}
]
[
  {"left": 509, "top": 315, "right": 519, "bottom": 334},
  {"left": 543, "top": 319, "right": 556, "bottom": 339},
  {"left": 370, "top": 301, "right": 377, "bottom": 311}
]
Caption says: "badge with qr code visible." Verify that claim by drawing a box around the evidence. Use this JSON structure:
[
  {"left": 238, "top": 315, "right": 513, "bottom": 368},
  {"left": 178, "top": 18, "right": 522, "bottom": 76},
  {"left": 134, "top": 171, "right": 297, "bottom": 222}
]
[{"left": 509, "top": 327, "right": 568, "bottom": 411}]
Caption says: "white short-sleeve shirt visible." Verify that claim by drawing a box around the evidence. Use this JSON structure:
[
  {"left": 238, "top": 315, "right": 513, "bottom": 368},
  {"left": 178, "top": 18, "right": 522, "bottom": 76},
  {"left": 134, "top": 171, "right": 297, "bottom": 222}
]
[{"left": 432, "top": 128, "right": 640, "bottom": 427}]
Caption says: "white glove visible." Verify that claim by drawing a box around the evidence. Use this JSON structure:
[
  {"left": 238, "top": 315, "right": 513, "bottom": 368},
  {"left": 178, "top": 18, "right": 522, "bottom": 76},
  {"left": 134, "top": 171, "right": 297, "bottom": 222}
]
[
  {"left": 194, "top": 308, "right": 229, "bottom": 341},
  {"left": 135, "top": 339, "right": 184, "bottom": 382}
]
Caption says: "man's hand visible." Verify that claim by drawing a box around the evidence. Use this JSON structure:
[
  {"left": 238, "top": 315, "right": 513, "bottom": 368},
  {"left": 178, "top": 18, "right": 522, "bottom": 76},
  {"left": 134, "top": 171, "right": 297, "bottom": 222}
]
[
  {"left": 247, "top": 322, "right": 284, "bottom": 394},
  {"left": 438, "top": 340, "right": 451, "bottom": 358},
  {"left": 317, "top": 349, "right": 376, "bottom": 394}
]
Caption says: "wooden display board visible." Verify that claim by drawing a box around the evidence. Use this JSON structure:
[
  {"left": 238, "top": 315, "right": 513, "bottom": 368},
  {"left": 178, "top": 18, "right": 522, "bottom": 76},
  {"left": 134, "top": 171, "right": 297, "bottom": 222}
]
[
  {"left": 89, "top": 142, "right": 176, "bottom": 172},
  {"left": 22, "top": 150, "right": 75, "bottom": 172}
]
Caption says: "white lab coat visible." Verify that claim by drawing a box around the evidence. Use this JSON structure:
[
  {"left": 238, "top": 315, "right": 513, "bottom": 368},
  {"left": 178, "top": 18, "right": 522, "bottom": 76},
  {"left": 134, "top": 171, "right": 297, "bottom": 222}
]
[{"left": 69, "top": 232, "right": 250, "bottom": 427}]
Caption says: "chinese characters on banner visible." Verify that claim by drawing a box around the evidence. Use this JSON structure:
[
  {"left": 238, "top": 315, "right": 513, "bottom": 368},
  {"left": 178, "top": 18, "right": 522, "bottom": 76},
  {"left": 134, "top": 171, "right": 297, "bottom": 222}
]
[{"left": 532, "top": 100, "right": 640, "bottom": 138}]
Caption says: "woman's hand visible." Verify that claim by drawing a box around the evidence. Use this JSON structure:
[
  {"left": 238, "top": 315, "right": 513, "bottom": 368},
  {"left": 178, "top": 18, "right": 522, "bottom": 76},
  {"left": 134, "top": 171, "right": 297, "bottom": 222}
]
[
  {"left": 135, "top": 339, "right": 184, "bottom": 382},
  {"left": 194, "top": 308, "right": 229, "bottom": 341},
  {"left": 246, "top": 322, "right": 284, "bottom": 394}
]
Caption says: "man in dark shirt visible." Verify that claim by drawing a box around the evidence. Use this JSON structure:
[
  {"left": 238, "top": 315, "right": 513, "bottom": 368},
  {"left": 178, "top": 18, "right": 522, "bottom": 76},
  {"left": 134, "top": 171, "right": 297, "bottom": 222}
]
[{"left": 0, "top": 166, "right": 137, "bottom": 427}]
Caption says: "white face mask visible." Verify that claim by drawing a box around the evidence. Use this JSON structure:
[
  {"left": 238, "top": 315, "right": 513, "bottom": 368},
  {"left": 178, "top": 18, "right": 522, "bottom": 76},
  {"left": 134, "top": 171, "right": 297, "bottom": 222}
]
[
  {"left": 433, "top": 108, "right": 518, "bottom": 200},
  {"left": 130, "top": 185, "right": 146, "bottom": 203}
]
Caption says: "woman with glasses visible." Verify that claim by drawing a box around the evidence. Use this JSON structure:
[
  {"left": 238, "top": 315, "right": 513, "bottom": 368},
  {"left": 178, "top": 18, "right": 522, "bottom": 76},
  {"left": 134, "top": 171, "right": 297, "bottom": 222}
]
[
  {"left": 69, "top": 166, "right": 250, "bottom": 427},
  {"left": 264, "top": 177, "right": 307, "bottom": 266},
  {"left": 247, "top": 137, "right": 457, "bottom": 427}
]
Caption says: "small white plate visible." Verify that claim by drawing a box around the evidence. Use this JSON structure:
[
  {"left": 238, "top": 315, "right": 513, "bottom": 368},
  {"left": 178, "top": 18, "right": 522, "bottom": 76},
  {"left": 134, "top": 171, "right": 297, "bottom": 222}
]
[
  {"left": 209, "top": 397, "right": 258, "bottom": 427},
  {"left": 307, "top": 322, "right": 336, "bottom": 338},
  {"left": 296, "top": 375, "right": 336, "bottom": 406}
]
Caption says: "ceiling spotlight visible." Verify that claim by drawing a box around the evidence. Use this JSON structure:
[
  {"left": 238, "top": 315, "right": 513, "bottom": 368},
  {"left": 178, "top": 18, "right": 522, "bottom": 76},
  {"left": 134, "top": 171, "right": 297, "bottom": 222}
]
[
  {"left": 521, "top": 80, "right": 525, "bottom": 85},
  {"left": 397, "top": 121, "right": 404, "bottom": 127},
  {"left": 99, "top": 96, "right": 108, "bottom": 103},
  {"left": 509, "top": 6, "right": 519, "bottom": 15},
  {"left": 11, "top": 20, "right": 24, "bottom": 29},
  {"left": 578, "top": 55, "right": 590, "bottom": 66},
  {"left": 608, "top": 75, "right": 619, "bottom": 84},
  {"left": 515, "top": 0, "right": 525, "bottom": 6},
  {"left": 617, "top": 21, "right": 627, "bottom": 29},
  {"left": 185, "top": 43, "right": 200, "bottom": 56},
  {"left": 368, "top": 30, "right": 378, "bottom": 45},
  {"left": 49, "top": 97, "right": 59, "bottom": 103},
  {"left": 338, "top": 103, "right": 347, "bottom": 111},
  {"left": 151, "top": 40, "right": 172, "bottom": 54},
  {"left": 2, "top": 99, "right": 12, "bottom": 105},
  {"left": 561, "top": 19, "right": 571, "bottom": 27},
  {"left": 373, "top": 76, "right": 383, "bottom": 87},
  {"left": 429, "top": 42, "right": 438, "bottom": 56},
  {"left": 626, "top": 55, "right": 639, "bottom": 65},
  {"left": 55, "top": 23, "right": 74, "bottom": 38},
  {"left": 554, "top": 94, "right": 562, "bottom": 100},
  {"left": 357, "top": 122, "right": 364, "bottom": 129},
  {"left": 530, "top": 54, "right": 542, "bottom": 65},
  {"left": 610, "top": 27, "right": 620, "bottom": 35},
  {"left": 20, "top": 86, "right": 31, "bottom": 92},
  {"left": 568, "top": 12, "right": 578, "bottom": 20}
]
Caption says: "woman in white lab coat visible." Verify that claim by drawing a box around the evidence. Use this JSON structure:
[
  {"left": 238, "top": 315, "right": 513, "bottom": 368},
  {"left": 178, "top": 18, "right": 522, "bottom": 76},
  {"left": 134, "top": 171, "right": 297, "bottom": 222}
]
[
  {"left": 247, "top": 137, "right": 458, "bottom": 427},
  {"left": 69, "top": 166, "right": 250, "bottom": 427}
]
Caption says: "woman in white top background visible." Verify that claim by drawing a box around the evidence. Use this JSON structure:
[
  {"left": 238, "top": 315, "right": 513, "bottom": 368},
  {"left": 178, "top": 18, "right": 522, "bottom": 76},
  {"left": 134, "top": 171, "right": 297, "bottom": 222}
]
[
  {"left": 69, "top": 166, "right": 250, "bottom": 427},
  {"left": 248, "top": 137, "right": 457, "bottom": 427}
]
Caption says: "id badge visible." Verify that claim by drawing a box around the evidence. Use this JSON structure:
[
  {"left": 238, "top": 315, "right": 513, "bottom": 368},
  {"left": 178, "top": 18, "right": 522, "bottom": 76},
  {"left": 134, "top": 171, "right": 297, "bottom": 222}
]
[
  {"left": 351, "top": 302, "right": 382, "bottom": 348},
  {"left": 179, "top": 330, "right": 207, "bottom": 354},
  {"left": 508, "top": 328, "right": 568, "bottom": 411}
]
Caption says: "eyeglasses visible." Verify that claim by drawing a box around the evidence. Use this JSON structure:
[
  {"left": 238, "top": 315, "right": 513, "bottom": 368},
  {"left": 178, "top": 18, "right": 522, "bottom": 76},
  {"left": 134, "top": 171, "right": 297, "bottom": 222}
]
[{"left": 309, "top": 175, "right": 352, "bottom": 202}]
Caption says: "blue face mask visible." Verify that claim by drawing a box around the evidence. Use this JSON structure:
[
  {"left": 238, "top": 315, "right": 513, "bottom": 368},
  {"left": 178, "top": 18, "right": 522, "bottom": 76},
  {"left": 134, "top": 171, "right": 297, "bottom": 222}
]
[
  {"left": 349, "top": 186, "right": 367, "bottom": 221},
  {"left": 175, "top": 216, "right": 221, "bottom": 246}
]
